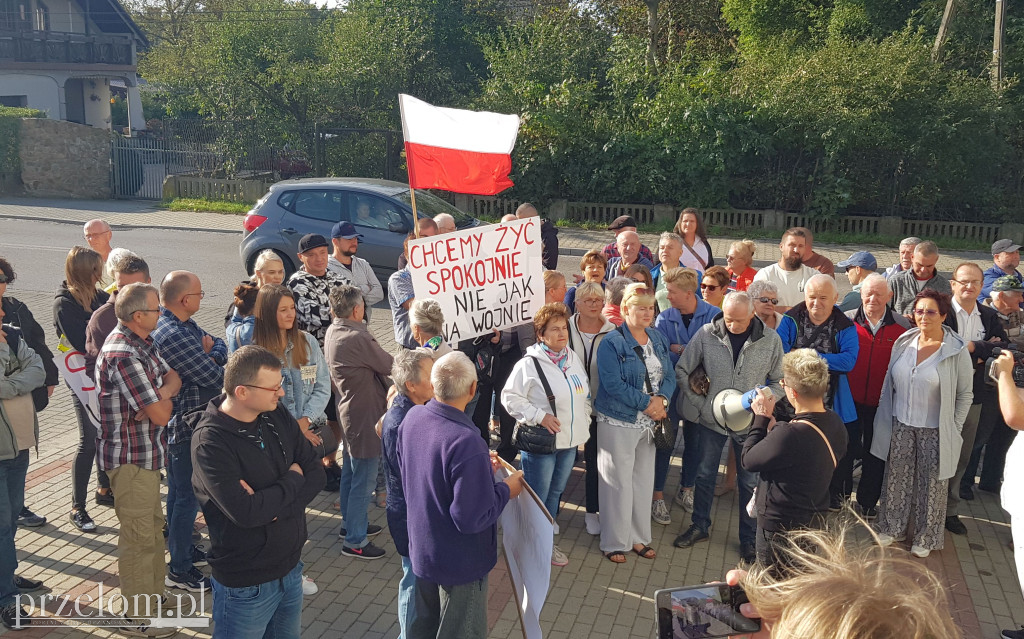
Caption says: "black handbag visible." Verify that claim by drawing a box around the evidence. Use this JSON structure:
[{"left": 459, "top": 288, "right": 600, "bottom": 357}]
[
  {"left": 512, "top": 357, "right": 558, "bottom": 455},
  {"left": 626, "top": 332, "right": 675, "bottom": 451},
  {"left": 308, "top": 418, "right": 339, "bottom": 459}
]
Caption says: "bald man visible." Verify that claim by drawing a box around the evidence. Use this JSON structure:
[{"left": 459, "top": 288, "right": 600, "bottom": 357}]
[
  {"left": 516, "top": 202, "right": 559, "bottom": 270},
  {"left": 605, "top": 231, "right": 654, "bottom": 280},
  {"left": 150, "top": 270, "right": 226, "bottom": 591},
  {"left": 776, "top": 273, "right": 860, "bottom": 509},
  {"left": 83, "top": 219, "right": 118, "bottom": 289}
]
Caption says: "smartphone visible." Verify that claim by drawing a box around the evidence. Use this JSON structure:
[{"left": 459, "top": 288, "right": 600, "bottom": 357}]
[{"left": 655, "top": 582, "right": 761, "bottom": 639}]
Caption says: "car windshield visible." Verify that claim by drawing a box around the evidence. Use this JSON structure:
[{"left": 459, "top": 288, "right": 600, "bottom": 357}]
[{"left": 393, "top": 190, "right": 475, "bottom": 227}]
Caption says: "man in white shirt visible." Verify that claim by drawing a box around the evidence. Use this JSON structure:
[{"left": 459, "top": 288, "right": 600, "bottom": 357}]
[
  {"left": 327, "top": 221, "right": 384, "bottom": 320},
  {"left": 751, "top": 228, "right": 818, "bottom": 312},
  {"left": 83, "top": 219, "right": 119, "bottom": 289}
]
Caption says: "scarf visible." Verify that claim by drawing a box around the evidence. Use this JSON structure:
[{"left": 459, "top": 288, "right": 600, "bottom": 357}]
[{"left": 541, "top": 343, "right": 570, "bottom": 372}]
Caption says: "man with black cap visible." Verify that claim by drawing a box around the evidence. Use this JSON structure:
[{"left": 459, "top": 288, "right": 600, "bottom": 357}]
[
  {"left": 327, "top": 221, "right": 383, "bottom": 321},
  {"left": 837, "top": 251, "right": 877, "bottom": 312},
  {"left": 602, "top": 216, "right": 654, "bottom": 265},
  {"left": 981, "top": 239, "right": 1023, "bottom": 304},
  {"left": 288, "top": 234, "right": 349, "bottom": 348}
]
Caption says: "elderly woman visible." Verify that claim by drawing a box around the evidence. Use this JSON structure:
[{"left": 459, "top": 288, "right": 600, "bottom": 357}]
[
  {"left": 594, "top": 283, "right": 675, "bottom": 563},
  {"left": 503, "top": 303, "right": 592, "bottom": 566},
  {"left": 380, "top": 349, "right": 435, "bottom": 636},
  {"left": 603, "top": 276, "right": 633, "bottom": 327},
  {"left": 742, "top": 349, "right": 849, "bottom": 568},
  {"left": 325, "top": 285, "right": 394, "bottom": 559},
  {"left": 701, "top": 266, "right": 731, "bottom": 308},
  {"left": 410, "top": 298, "right": 453, "bottom": 359},
  {"left": 872, "top": 290, "right": 973, "bottom": 558},
  {"left": 568, "top": 281, "right": 616, "bottom": 536},
  {"left": 565, "top": 250, "right": 608, "bottom": 313},
  {"left": 673, "top": 207, "right": 716, "bottom": 271},
  {"left": 727, "top": 240, "right": 758, "bottom": 292},
  {"left": 749, "top": 280, "right": 784, "bottom": 330},
  {"left": 544, "top": 270, "right": 568, "bottom": 305}
]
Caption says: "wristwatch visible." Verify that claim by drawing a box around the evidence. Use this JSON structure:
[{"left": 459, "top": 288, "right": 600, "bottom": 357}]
[{"left": 656, "top": 395, "right": 668, "bottom": 408}]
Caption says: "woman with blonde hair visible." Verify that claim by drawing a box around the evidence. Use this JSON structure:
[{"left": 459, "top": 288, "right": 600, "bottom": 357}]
[
  {"left": 224, "top": 249, "right": 287, "bottom": 328},
  {"left": 673, "top": 207, "right": 715, "bottom": 272},
  {"left": 594, "top": 283, "right": 675, "bottom": 563},
  {"left": 53, "top": 246, "right": 109, "bottom": 532},
  {"left": 543, "top": 270, "right": 568, "bottom": 305},
  {"left": 727, "top": 240, "right": 758, "bottom": 292}
]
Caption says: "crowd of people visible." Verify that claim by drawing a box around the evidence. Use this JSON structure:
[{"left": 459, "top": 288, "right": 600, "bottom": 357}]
[{"left": 0, "top": 209, "right": 1023, "bottom": 638}]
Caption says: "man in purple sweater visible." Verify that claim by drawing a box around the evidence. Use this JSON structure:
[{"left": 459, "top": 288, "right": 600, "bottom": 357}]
[{"left": 399, "top": 351, "right": 523, "bottom": 638}]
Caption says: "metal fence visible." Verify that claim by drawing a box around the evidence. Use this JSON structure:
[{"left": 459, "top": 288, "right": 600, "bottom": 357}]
[{"left": 111, "top": 134, "right": 222, "bottom": 200}]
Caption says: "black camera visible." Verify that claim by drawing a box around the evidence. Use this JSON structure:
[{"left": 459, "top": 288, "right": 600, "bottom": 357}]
[{"left": 986, "top": 345, "right": 1024, "bottom": 388}]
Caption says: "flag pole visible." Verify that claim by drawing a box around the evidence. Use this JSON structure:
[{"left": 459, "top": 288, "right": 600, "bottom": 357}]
[
  {"left": 410, "top": 187, "right": 420, "bottom": 239},
  {"left": 398, "top": 94, "right": 420, "bottom": 240}
]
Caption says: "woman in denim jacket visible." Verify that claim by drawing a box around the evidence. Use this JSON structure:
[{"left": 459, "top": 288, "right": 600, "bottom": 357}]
[{"left": 594, "top": 283, "right": 675, "bottom": 564}]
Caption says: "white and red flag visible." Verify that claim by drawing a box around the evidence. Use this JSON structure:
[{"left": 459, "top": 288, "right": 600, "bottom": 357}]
[{"left": 399, "top": 94, "right": 520, "bottom": 195}]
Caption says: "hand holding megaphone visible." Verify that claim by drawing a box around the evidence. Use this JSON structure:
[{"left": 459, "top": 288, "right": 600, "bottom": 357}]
[{"left": 749, "top": 386, "right": 776, "bottom": 417}]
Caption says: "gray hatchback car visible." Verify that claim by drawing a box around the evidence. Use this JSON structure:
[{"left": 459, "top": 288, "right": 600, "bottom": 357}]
[{"left": 239, "top": 178, "right": 480, "bottom": 281}]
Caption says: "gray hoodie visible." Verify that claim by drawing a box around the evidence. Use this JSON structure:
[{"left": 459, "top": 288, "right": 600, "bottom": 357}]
[{"left": 676, "top": 316, "right": 785, "bottom": 435}]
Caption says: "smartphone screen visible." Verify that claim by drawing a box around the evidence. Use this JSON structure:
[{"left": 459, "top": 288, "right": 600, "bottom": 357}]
[{"left": 655, "top": 582, "right": 761, "bottom": 639}]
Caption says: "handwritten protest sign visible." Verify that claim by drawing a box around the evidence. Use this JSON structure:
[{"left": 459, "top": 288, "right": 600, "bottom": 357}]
[
  {"left": 407, "top": 217, "right": 544, "bottom": 342},
  {"left": 496, "top": 459, "right": 552, "bottom": 639},
  {"left": 54, "top": 339, "right": 100, "bottom": 428}
]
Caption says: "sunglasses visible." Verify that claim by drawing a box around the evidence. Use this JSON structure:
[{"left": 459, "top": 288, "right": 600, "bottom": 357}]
[
  {"left": 700, "top": 283, "right": 721, "bottom": 291},
  {"left": 756, "top": 297, "right": 779, "bottom": 305},
  {"left": 913, "top": 308, "right": 940, "bottom": 317}
]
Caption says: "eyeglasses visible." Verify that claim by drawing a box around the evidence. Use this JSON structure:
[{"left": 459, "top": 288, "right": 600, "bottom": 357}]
[
  {"left": 913, "top": 308, "right": 940, "bottom": 317},
  {"left": 756, "top": 297, "right": 779, "bottom": 305},
  {"left": 952, "top": 279, "right": 982, "bottom": 287},
  {"left": 244, "top": 383, "right": 283, "bottom": 393},
  {"left": 182, "top": 291, "right": 205, "bottom": 301},
  {"left": 700, "top": 283, "right": 720, "bottom": 291},
  {"left": 84, "top": 231, "right": 111, "bottom": 240},
  {"left": 580, "top": 298, "right": 604, "bottom": 305},
  {"left": 136, "top": 309, "right": 161, "bottom": 315}
]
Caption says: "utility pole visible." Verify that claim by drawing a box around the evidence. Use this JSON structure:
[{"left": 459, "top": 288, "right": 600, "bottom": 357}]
[
  {"left": 933, "top": 0, "right": 957, "bottom": 61},
  {"left": 993, "top": 0, "right": 1007, "bottom": 89}
]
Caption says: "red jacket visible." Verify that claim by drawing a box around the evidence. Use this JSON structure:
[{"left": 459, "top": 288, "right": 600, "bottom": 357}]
[{"left": 844, "top": 307, "right": 911, "bottom": 407}]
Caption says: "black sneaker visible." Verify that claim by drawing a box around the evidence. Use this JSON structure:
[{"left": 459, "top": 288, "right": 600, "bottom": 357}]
[
  {"left": 95, "top": 490, "right": 115, "bottom": 507},
  {"left": 16, "top": 507, "right": 45, "bottom": 527},
  {"left": 341, "top": 542, "right": 386, "bottom": 560},
  {"left": 740, "top": 542, "right": 757, "bottom": 565},
  {"left": 70, "top": 509, "right": 97, "bottom": 532},
  {"left": 0, "top": 603, "right": 31, "bottom": 630},
  {"left": 959, "top": 485, "right": 975, "bottom": 501},
  {"left": 672, "top": 525, "right": 709, "bottom": 548},
  {"left": 859, "top": 505, "right": 877, "bottom": 520},
  {"left": 828, "top": 496, "right": 844, "bottom": 512},
  {"left": 338, "top": 524, "right": 382, "bottom": 540},
  {"left": 13, "top": 576, "right": 44, "bottom": 593},
  {"left": 190, "top": 545, "right": 208, "bottom": 567},
  {"left": 165, "top": 566, "right": 211, "bottom": 593},
  {"left": 979, "top": 483, "right": 1002, "bottom": 494},
  {"left": 945, "top": 515, "right": 968, "bottom": 536},
  {"left": 1001, "top": 627, "right": 1024, "bottom": 639}
]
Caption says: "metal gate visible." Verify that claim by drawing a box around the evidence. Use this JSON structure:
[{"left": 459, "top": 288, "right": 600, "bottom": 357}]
[{"left": 111, "top": 134, "right": 219, "bottom": 200}]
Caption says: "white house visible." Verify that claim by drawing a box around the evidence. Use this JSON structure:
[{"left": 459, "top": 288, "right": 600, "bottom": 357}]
[{"left": 0, "top": 0, "right": 148, "bottom": 131}]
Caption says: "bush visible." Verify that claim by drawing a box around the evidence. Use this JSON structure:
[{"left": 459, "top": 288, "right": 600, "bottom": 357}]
[{"left": 0, "top": 106, "right": 45, "bottom": 175}]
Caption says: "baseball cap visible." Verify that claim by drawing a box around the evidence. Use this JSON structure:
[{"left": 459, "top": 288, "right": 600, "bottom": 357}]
[
  {"left": 836, "top": 251, "right": 877, "bottom": 271},
  {"left": 992, "top": 274, "right": 1024, "bottom": 293},
  {"left": 298, "top": 233, "right": 329, "bottom": 253},
  {"left": 608, "top": 215, "right": 638, "bottom": 231},
  {"left": 992, "top": 238, "right": 1022, "bottom": 255},
  {"left": 331, "top": 221, "right": 364, "bottom": 240}
]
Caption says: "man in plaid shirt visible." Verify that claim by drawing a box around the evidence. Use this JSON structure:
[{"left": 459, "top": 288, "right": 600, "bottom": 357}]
[
  {"left": 96, "top": 283, "right": 181, "bottom": 630},
  {"left": 151, "top": 271, "right": 226, "bottom": 593}
]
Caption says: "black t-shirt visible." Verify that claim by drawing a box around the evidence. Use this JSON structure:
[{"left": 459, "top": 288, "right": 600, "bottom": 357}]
[
  {"left": 727, "top": 326, "right": 752, "bottom": 365},
  {"left": 680, "top": 312, "right": 694, "bottom": 329}
]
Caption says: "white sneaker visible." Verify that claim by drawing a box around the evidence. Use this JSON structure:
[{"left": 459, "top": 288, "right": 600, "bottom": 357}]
[
  {"left": 552, "top": 522, "right": 559, "bottom": 536},
  {"left": 301, "top": 574, "right": 318, "bottom": 596},
  {"left": 877, "top": 533, "right": 895, "bottom": 547},
  {"left": 585, "top": 513, "right": 600, "bottom": 536},
  {"left": 651, "top": 499, "right": 671, "bottom": 525},
  {"left": 910, "top": 545, "right": 931, "bottom": 558},
  {"left": 674, "top": 486, "right": 694, "bottom": 512},
  {"left": 551, "top": 545, "right": 568, "bottom": 567}
]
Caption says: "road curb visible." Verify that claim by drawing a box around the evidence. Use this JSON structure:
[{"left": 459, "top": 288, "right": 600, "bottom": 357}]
[{"left": 0, "top": 212, "right": 240, "bottom": 235}]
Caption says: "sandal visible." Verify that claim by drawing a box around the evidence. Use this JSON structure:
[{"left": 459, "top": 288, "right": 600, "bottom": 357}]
[
  {"left": 604, "top": 551, "right": 626, "bottom": 564},
  {"left": 632, "top": 544, "right": 656, "bottom": 559}
]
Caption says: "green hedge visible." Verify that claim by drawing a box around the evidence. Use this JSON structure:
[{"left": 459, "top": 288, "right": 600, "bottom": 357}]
[{"left": 0, "top": 106, "right": 45, "bottom": 176}]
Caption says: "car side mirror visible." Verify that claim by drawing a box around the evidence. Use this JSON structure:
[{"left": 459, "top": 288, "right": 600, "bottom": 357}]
[{"left": 388, "top": 221, "right": 410, "bottom": 234}]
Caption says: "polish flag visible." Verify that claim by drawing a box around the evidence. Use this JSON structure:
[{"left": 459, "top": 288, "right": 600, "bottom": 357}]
[{"left": 399, "top": 94, "right": 520, "bottom": 196}]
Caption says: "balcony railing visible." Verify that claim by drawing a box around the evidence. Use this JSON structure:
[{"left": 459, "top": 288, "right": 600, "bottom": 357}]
[{"left": 0, "top": 30, "right": 134, "bottom": 66}]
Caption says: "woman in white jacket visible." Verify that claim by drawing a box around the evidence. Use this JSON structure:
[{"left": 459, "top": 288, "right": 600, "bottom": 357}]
[{"left": 502, "top": 303, "right": 592, "bottom": 567}]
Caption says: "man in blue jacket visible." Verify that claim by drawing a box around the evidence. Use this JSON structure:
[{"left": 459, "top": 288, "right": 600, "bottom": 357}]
[
  {"left": 399, "top": 352, "right": 523, "bottom": 638},
  {"left": 776, "top": 274, "right": 859, "bottom": 510}
]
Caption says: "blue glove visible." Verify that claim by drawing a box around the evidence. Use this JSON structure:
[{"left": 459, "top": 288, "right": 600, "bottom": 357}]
[{"left": 740, "top": 386, "right": 766, "bottom": 411}]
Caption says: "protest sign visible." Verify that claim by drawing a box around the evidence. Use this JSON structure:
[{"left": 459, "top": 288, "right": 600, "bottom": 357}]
[
  {"left": 54, "top": 339, "right": 100, "bottom": 427},
  {"left": 407, "top": 217, "right": 544, "bottom": 342},
  {"left": 496, "top": 459, "right": 552, "bottom": 639}
]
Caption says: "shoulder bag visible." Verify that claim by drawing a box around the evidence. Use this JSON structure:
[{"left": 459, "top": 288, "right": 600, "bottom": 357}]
[
  {"left": 512, "top": 357, "right": 558, "bottom": 455},
  {"left": 620, "top": 326, "right": 676, "bottom": 450}
]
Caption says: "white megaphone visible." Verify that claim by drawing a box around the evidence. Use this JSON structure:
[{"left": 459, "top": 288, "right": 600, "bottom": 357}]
[{"left": 711, "top": 389, "right": 754, "bottom": 432}]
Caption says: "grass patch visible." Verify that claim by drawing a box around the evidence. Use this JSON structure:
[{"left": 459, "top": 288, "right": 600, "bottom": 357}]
[{"left": 161, "top": 198, "right": 253, "bottom": 215}]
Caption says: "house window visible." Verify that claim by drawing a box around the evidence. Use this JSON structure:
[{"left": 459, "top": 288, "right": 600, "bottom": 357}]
[
  {"left": 0, "top": 96, "right": 28, "bottom": 108},
  {"left": 33, "top": 0, "right": 48, "bottom": 31}
]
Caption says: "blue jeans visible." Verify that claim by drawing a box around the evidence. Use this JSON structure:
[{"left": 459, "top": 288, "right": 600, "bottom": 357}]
[
  {"left": 681, "top": 421, "right": 700, "bottom": 488},
  {"left": 166, "top": 441, "right": 198, "bottom": 574},
  {"left": 520, "top": 447, "right": 576, "bottom": 518},
  {"left": 690, "top": 425, "right": 757, "bottom": 546},
  {"left": 398, "top": 556, "right": 416, "bottom": 638},
  {"left": 212, "top": 561, "right": 302, "bottom": 639},
  {"left": 0, "top": 450, "right": 28, "bottom": 607},
  {"left": 339, "top": 449, "right": 379, "bottom": 548}
]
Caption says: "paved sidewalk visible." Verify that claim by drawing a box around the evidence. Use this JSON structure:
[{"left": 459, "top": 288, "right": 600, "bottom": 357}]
[{"left": 0, "top": 199, "right": 1021, "bottom": 638}]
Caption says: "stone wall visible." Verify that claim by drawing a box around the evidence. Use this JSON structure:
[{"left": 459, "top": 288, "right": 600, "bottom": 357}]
[{"left": 18, "top": 118, "right": 110, "bottom": 198}]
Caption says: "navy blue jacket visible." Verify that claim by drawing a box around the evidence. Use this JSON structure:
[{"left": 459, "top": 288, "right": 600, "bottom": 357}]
[{"left": 381, "top": 393, "right": 416, "bottom": 557}]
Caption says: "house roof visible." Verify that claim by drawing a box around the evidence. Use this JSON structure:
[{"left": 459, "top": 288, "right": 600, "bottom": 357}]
[{"left": 76, "top": 0, "right": 150, "bottom": 49}]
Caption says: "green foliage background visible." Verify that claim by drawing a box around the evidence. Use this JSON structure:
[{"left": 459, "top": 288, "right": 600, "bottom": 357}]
[{"left": 133, "top": 0, "right": 1024, "bottom": 221}]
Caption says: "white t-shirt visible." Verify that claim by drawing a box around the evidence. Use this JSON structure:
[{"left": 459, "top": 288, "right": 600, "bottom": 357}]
[
  {"left": 680, "top": 240, "right": 710, "bottom": 271},
  {"left": 751, "top": 263, "right": 818, "bottom": 308}
]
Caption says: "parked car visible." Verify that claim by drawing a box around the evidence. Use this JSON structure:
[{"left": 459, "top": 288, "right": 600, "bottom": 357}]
[{"left": 239, "top": 178, "right": 479, "bottom": 281}]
